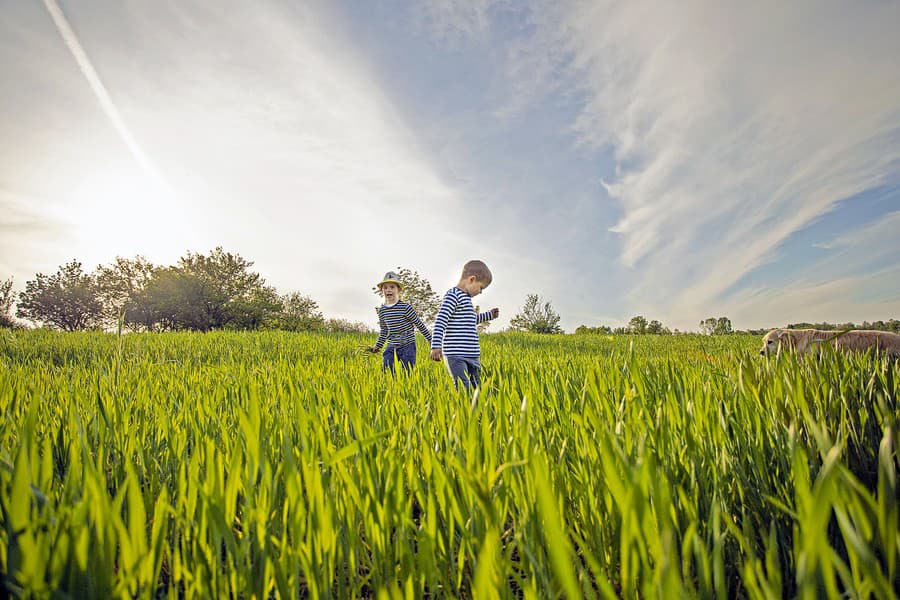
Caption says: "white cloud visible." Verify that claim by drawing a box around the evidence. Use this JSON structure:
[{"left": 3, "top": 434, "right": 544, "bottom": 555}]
[
  {"left": 814, "top": 211, "right": 900, "bottom": 254},
  {"left": 411, "top": 0, "right": 496, "bottom": 45},
  {"left": 2, "top": 0, "right": 497, "bottom": 325},
  {"left": 501, "top": 0, "right": 900, "bottom": 328},
  {"left": 729, "top": 265, "right": 900, "bottom": 329},
  {"left": 6, "top": 0, "right": 899, "bottom": 332},
  {"left": 714, "top": 211, "right": 900, "bottom": 328}
]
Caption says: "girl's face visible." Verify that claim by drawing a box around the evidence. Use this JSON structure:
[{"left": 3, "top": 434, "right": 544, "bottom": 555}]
[{"left": 381, "top": 282, "right": 400, "bottom": 303}]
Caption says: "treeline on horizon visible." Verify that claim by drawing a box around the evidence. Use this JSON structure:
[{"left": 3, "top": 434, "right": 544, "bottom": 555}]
[
  {"left": 575, "top": 316, "right": 900, "bottom": 336},
  {"left": 0, "top": 248, "right": 370, "bottom": 334},
  {"left": 1, "top": 247, "right": 897, "bottom": 335}
]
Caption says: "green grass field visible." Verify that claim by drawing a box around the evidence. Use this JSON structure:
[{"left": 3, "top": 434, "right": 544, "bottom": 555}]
[{"left": 1, "top": 330, "right": 897, "bottom": 598}]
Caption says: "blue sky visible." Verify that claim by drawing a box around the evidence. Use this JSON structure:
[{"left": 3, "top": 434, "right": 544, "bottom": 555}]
[{"left": 1, "top": 0, "right": 898, "bottom": 332}]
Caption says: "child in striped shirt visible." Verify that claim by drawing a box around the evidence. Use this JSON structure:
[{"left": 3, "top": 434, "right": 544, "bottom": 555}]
[
  {"left": 430, "top": 260, "right": 499, "bottom": 389},
  {"left": 368, "top": 271, "right": 432, "bottom": 373}
]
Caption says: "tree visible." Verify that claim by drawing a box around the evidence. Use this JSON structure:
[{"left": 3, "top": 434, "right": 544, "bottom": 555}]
[
  {"left": 176, "top": 247, "right": 265, "bottom": 330},
  {"left": 17, "top": 261, "right": 103, "bottom": 331},
  {"left": 95, "top": 255, "right": 156, "bottom": 329},
  {"left": 700, "top": 316, "right": 733, "bottom": 335},
  {"left": 699, "top": 317, "right": 717, "bottom": 335},
  {"left": 509, "top": 294, "right": 562, "bottom": 334},
  {"left": 125, "top": 267, "right": 184, "bottom": 331},
  {"left": 275, "top": 292, "right": 325, "bottom": 332},
  {"left": 714, "top": 317, "right": 733, "bottom": 335},
  {"left": 325, "top": 318, "right": 374, "bottom": 334},
  {"left": 575, "top": 324, "right": 613, "bottom": 335},
  {"left": 646, "top": 319, "right": 669, "bottom": 335},
  {"left": 125, "top": 248, "right": 276, "bottom": 331},
  {"left": 373, "top": 267, "right": 441, "bottom": 324},
  {"left": 227, "top": 285, "right": 282, "bottom": 330},
  {"left": 1, "top": 277, "right": 18, "bottom": 328},
  {"left": 628, "top": 315, "right": 648, "bottom": 334}
]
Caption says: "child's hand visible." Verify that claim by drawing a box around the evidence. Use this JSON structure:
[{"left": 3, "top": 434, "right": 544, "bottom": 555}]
[
  {"left": 490, "top": 307, "right": 500, "bottom": 318},
  {"left": 430, "top": 349, "right": 443, "bottom": 361},
  {"left": 367, "top": 346, "right": 378, "bottom": 353}
]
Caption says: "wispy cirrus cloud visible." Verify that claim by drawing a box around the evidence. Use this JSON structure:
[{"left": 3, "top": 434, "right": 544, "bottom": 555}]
[
  {"left": 2, "top": 0, "right": 483, "bottom": 324},
  {"left": 723, "top": 210, "right": 900, "bottom": 327},
  {"left": 814, "top": 211, "right": 900, "bottom": 254},
  {"left": 519, "top": 1, "right": 900, "bottom": 325},
  {"left": 419, "top": 0, "right": 900, "bottom": 328},
  {"left": 729, "top": 264, "right": 900, "bottom": 329},
  {"left": 410, "top": 0, "right": 495, "bottom": 45}
]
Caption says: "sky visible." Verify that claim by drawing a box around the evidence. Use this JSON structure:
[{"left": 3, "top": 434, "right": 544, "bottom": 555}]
[{"left": 1, "top": 0, "right": 899, "bottom": 332}]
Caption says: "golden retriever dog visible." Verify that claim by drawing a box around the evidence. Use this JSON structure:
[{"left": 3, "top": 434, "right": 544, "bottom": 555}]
[{"left": 760, "top": 328, "right": 900, "bottom": 358}]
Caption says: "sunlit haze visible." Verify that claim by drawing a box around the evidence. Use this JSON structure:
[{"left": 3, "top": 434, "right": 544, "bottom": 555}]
[{"left": 2, "top": 0, "right": 899, "bottom": 331}]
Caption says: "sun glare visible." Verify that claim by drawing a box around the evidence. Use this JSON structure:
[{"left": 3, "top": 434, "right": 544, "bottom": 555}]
[{"left": 58, "top": 170, "right": 199, "bottom": 266}]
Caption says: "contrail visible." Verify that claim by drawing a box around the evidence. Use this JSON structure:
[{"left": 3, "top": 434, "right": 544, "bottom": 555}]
[{"left": 42, "top": 0, "right": 167, "bottom": 186}]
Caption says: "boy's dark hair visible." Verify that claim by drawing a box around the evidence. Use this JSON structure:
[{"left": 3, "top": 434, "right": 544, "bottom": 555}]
[{"left": 462, "top": 260, "right": 492, "bottom": 283}]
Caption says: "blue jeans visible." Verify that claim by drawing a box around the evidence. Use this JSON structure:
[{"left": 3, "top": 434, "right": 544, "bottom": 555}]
[
  {"left": 445, "top": 355, "right": 481, "bottom": 390},
  {"left": 383, "top": 342, "right": 417, "bottom": 374}
]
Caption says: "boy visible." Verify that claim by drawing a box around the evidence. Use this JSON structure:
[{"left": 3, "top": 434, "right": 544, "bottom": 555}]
[
  {"left": 430, "top": 260, "right": 499, "bottom": 389},
  {"left": 369, "top": 271, "right": 432, "bottom": 373}
]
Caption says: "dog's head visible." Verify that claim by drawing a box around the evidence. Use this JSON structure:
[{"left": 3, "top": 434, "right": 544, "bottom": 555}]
[{"left": 760, "top": 329, "right": 786, "bottom": 356}]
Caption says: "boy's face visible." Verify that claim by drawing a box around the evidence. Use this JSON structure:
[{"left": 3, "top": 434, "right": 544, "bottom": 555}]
[
  {"left": 461, "top": 276, "right": 489, "bottom": 297},
  {"left": 381, "top": 282, "right": 400, "bottom": 303}
]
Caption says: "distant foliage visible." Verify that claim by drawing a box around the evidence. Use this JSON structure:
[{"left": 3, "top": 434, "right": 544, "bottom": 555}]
[
  {"left": 324, "top": 318, "right": 374, "bottom": 334},
  {"left": 785, "top": 319, "right": 900, "bottom": 333},
  {"left": 0, "top": 277, "right": 19, "bottom": 329},
  {"left": 628, "top": 315, "right": 648, "bottom": 334},
  {"left": 700, "top": 317, "right": 733, "bottom": 335},
  {"left": 275, "top": 292, "right": 326, "bottom": 332},
  {"left": 125, "top": 247, "right": 280, "bottom": 331},
  {"left": 17, "top": 261, "right": 103, "bottom": 331},
  {"left": 575, "top": 324, "right": 613, "bottom": 335},
  {"left": 578, "top": 317, "right": 671, "bottom": 335},
  {"left": 95, "top": 256, "right": 156, "bottom": 330},
  {"left": 509, "top": 294, "right": 562, "bottom": 334}
]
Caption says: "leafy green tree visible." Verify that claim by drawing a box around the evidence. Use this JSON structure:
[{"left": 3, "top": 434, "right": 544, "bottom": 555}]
[
  {"left": 373, "top": 267, "right": 441, "bottom": 324},
  {"left": 628, "top": 315, "right": 648, "bottom": 334},
  {"left": 325, "top": 318, "right": 374, "bottom": 334},
  {"left": 510, "top": 294, "right": 562, "bottom": 334},
  {"left": 17, "top": 261, "right": 103, "bottom": 331},
  {"left": 275, "top": 292, "right": 325, "bottom": 332},
  {"left": 125, "top": 267, "right": 185, "bottom": 331},
  {"left": 227, "top": 286, "right": 282, "bottom": 330},
  {"left": 1, "top": 277, "right": 18, "bottom": 328},
  {"left": 714, "top": 317, "right": 733, "bottom": 335},
  {"left": 575, "top": 325, "right": 613, "bottom": 334},
  {"left": 95, "top": 255, "right": 156, "bottom": 329},
  {"left": 699, "top": 317, "right": 717, "bottom": 335},
  {"left": 175, "top": 247, "right": 264, "bottom": 330},
  {"left": 125, "top": 248, "right": 275, "bottom": 331},
  {"left": 646, "top": 319, "right": 669, "bottom": 335},
  {"left": 700, "top": 316, "right": 733, "bottom": 335}
]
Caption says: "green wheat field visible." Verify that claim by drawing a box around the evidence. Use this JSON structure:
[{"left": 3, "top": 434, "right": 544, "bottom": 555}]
[{"left": 1, "top": 330, "right": 897, "bottom": 598}]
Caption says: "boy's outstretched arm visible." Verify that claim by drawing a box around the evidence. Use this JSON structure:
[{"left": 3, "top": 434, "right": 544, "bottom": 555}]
[{"left": 477, "top": 307, "right": 500, "bottom": 323}]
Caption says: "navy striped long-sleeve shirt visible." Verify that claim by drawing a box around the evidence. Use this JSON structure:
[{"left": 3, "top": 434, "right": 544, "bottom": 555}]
[
  {"left": 373, "top": 302, "right": 431, "bottom": 351},
  {"left": 430, "top": 287, "right": 495, "bottom": 357}
]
